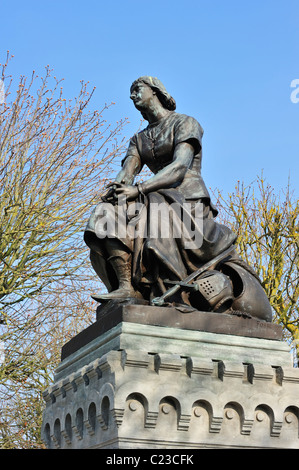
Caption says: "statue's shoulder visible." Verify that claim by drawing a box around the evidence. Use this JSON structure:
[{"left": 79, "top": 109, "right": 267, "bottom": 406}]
[
  {"left": 172, "top": 113, "right": 204, "bottom": 137},
  {"left": 173, "top": 112, "right": 201, "bottom": 126},
  {"left": 168, "top": 112, "right": 192, "bottom": 123}
]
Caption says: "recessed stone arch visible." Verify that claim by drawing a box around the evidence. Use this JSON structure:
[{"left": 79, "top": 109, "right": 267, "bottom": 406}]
[
  {"left": 255, "top": 404, "right": 274, "bottom": 420},
  {"left": 43, "top": 422, "right": 51, "bottom": 448},
  {"left": 88, "top": 402, "right": 97, "bottom": 433},
  {"left": 53, "top": 418, "right": 61, "bottom": 448},
  {"left": 75, "top": 407, "right": 84, "bottom": 439},
  {"left": 126, "top": 392, "right": 148, "bottom": 412},
  {"left": 154, "top": 396, "right": 181, "bottom": 431},
  {"left": 100, "top": 396, "right": 110, "bottom": 429},
  {"left": 122, "top": 392, "right": 148, "bottom": 430},
  {"left": 191, "top": 399, "right": 222, "bottom": 434},
  {"left": 64, "top": 413, "right": 72, "bottom": 444},
  {"left": 189, "top": 399, "right": 213, "bottom": 436},
  {"left": 284, "top": 405, "right": 299, "bottom": 421},
  {"left": 250, "top": 404, "right": 274, "bottom": 439},
  {"left": 282, "top": 406, "right": 299, "bottom": 439},
  {"left": 160, "top": 396, "right": 181, "bottom": 416},
  {"left": 99, "top": 382, "right": 115, "bottom": 407},
  {"left": 222, "top": 401, "right": 244, "bottom": 436}
]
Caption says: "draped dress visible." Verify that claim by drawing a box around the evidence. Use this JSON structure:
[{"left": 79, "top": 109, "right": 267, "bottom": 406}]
[{"left": 84, "top": 112, "right": 237, "bottom": 300}]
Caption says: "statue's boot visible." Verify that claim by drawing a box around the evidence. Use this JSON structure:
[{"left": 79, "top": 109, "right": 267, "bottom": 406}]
[{"left": 91, "top": 252, "right": 142, "bottom": 302}]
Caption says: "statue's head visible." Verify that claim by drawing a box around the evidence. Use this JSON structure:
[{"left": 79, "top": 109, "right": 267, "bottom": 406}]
[{"left": 130, "top": 76, "right": 176, "bottom": 111}]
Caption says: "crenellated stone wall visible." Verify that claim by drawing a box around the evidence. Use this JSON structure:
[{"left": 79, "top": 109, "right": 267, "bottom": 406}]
[{"left": 41, "top": 313, "right": 299, "bottom": 449}]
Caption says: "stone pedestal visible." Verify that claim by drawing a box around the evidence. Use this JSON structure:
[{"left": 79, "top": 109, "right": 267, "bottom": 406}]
[{"left": 42, "top": 304, "right": 299, "bottom": 449}]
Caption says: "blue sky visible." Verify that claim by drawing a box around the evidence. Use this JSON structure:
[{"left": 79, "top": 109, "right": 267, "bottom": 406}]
[{"left": 1, "top": 0, "right": 299, "bottom": 199}]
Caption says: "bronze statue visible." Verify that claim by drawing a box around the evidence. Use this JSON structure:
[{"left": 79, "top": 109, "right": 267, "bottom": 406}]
[{"left": 84, "top": 76, "right": 272, "bottom": 322}]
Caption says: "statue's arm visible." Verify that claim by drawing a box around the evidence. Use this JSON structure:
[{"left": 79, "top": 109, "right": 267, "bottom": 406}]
[
  {"left": 139, "top": 141, "right": 194, "bottom": 194},
  {"left": 115, "top": 154, "right": 141, "bottom": 185},
  {"left": 102, "top": 150, "right": 142, "bottom": 202}
]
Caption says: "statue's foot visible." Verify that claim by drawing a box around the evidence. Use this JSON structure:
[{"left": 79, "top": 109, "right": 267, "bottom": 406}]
[{"left": 91, "top": 288, "right": 143, "bottom": 302}]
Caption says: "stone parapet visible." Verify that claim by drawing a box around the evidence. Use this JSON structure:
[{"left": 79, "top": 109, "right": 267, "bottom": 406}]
[
  {"left": 42, "top": 314, "right": 299, "bottom": 449},
  {"left": 55, "top": 321, "right": 291, "bottom": 382}
]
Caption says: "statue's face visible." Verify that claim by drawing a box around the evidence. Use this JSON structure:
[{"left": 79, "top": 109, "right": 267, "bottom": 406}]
[{"left": 130, "top": 82, "right": 154, "bottom": 111}]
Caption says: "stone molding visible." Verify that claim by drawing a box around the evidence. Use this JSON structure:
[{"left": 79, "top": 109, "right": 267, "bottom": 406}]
[
  {"left": 42, "top": 343, "right": 299, "bottom": 449},
  {"left": 54, "top": 322, "right": 292, "bottom": 382},
  {"left": 61, "top": 304, "right": 283, "bottom": 361}
]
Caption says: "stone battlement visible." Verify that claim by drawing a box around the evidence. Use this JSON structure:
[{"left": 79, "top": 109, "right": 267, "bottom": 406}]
[{"left": 42, "top": 312, "right": 299, "bottom": 449}]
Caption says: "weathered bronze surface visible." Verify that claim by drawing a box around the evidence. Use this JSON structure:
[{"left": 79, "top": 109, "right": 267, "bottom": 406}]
[
  {"left": 84, "top": 76, "right": 273, "bottom": 323},
  {"left": 61, "top": 301, "right": 282, "bottom": 360}
]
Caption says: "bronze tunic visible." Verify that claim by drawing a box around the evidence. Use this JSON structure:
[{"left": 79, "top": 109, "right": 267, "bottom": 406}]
[
  {"left": 124, "top": 112, "right": 212, "bottom": 202},
  {"left": 85, "top": 112, "right": 237, "bottom": 296}
]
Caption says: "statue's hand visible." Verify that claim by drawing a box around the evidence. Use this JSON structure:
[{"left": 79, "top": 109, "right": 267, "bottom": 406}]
[
  {"left": 102, "top": 183, "right": 117, "bottom": 202},
  {"left": 113, "top": 182, "right": 139, "bottom": 201}
]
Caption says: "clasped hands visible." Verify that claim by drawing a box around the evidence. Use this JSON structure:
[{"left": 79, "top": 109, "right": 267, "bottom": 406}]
[{"left": 102, "top": 182, "right": 139, "bottom": 203}]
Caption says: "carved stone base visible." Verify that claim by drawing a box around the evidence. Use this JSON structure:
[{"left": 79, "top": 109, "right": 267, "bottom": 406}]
[{"left": 42, "top": 307, "right": 299, "bottom": 449}]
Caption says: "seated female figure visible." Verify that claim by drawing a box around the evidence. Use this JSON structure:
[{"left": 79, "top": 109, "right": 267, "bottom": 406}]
[{"left": 84, "top": 76, "right": 272, "bottom": 322}]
